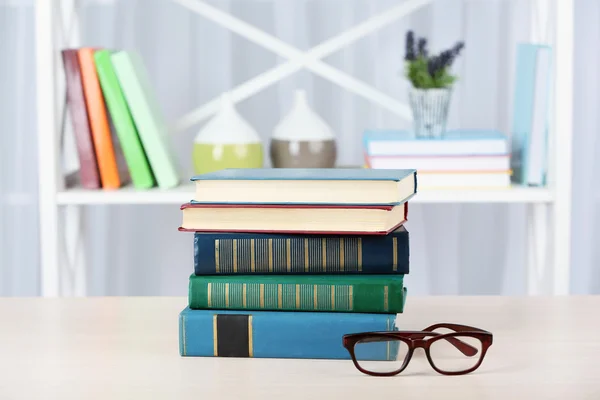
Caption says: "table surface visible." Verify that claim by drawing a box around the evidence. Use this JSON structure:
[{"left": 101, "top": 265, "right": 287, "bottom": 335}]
[{"left": 1, "top": 296, "right": 599, "bottom": 400}]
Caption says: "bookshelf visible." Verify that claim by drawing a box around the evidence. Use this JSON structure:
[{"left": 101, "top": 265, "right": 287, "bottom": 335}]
[
  {"left": 34, "top": 0, "right": 573, "bottom": 297},
  {"left": 56, "top": 184, "right": 553, "bottom": 206}
]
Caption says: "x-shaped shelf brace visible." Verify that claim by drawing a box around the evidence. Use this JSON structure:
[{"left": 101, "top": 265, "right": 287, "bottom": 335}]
[{"left": 171, "top": 0, "right": 433, "bottom": 133}]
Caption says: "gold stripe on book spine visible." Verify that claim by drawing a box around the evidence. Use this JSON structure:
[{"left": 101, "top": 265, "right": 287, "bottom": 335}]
[
  {"left": 248, "top": 316, "right": 253, "bottom": 357},
  {"left": 358, "top": 238, "right": 362, "bottom": 272},
  {"left": 331, "top": 286, "right": 335, "bottom": 309},
  {"left": 259, "top": 284, "right": 265, "bottom": 308},
  {"left": 207, "top": 283, "right": 212, "bottom": 307},
  {"left": 181, "top": 315, "right": 187, "bottom": 356},
  {"left": 304, "top": 239, "right": 309, "bottom": 272},
  {"left": 233, "top": 239, "right": 238, "bottom": 273},
  {"left": 384, "top": 286, "right": 389, "bottom": 311},
  {"left": 213, "top": 315, "right": 218, "bottom": 356},
  {"left": 295, "top": 284, "right": 300, "bottom": 309},
  {"left": 286, "top": 239, "right": 291, "bottom": 272},
  {"left": 278, "top": 284, "right": 282, "bottom": 308},
  {"left": 313, "top": 285, "right": 318, "bottom": 309},
  {"left": 322, "top": 238, "right": 327, "bottom": 271},
  {"left": 225, "top": 283, "right": 229, "bottom": 308},
  {"left": 268, "top": 239, "right": 273, "bottom": 272},
  {"left": 340, "top": 238, "right": 345, "bottom": 272},
  {"left": 392, "top": 237, "right": 398, "bottom": 272},
  {"left": 214, "top": 240, "right": 220, "bottom": 273},
  {"left": 242, "top": 284, "right": 247, "bottom": 308},
  {"left": 250, "top": 239, "right": 255, "bottom": 272},
  {"left": 349, "top": 286, "right": 353, "bottom": 310},
  {"left": 386, "top": 318, "right": 390, "bottom": 360}
]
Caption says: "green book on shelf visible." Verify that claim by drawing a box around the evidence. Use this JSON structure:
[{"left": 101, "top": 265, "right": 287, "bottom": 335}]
[
  {"left": 188, "top": 274, "right": 407, "bottom": 314},
  {"left": 93, "top": 49, "right": 155, "bottom": 189},
  {"left": 110, "top": 50, "right": 180, "bottom": 189}
]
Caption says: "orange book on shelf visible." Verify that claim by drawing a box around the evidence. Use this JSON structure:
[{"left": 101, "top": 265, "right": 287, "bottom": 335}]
[{"left": 77, "top": 47, "right": 124, "bottom": 189}]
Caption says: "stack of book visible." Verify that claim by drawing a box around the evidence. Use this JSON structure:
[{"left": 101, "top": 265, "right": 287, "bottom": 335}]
[
  {"left": 62, "top": 48, "right": 179, "bottom": 190},
  {"left": 363, "top": 129, "right": 511, "bottom": 189},
  {"left": 177, "top": 168, "right": 417, "bottom": 360}
]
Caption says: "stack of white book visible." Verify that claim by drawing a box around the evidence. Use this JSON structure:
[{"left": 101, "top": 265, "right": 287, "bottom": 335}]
[{"left": 363, "top": 130, "right": 511, "bottom": 189}]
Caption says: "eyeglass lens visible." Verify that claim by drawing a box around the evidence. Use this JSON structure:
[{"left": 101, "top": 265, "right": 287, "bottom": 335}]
[{"left": 353, "top": 338, "right": 410, "bottom": 374}]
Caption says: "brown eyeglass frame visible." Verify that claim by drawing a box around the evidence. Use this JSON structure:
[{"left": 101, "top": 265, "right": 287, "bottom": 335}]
[{"left": 342, "top": 323, "right": 493, "bottom": 376}]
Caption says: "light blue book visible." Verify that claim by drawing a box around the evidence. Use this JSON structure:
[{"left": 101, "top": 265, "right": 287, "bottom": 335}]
[
  {"left": 179, "top": 307, "right": 399, "bottom": 359},
  {"left": 363, "top": 129, "right": 508, "bottom": 156},
  {"left": 188, "top": 168, "right": 417, "bottom": 206},
  {"left": 510, "top": 43, "right": 552, "bottom": 186}
]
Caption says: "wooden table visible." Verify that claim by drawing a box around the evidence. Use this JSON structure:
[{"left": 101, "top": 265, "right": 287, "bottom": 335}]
[{"left": 0, "top": 296, "right": 598, "bottom": 399}]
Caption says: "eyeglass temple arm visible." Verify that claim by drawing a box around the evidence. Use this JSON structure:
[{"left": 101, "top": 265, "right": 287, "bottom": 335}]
[
  {"left": 422, "top": 323, "right": 486, "bottom": 357},
  {"left": 423, "top": 323, "right": 488, "bottom": 333}
]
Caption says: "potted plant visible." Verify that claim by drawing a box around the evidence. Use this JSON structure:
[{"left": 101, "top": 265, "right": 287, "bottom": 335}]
[{"left": 404, "top": 31, "right": 464, "bottom": 138}]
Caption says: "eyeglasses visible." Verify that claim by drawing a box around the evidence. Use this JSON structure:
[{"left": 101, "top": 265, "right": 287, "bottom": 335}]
[{"left": 342, "top": 323, "right": 493, "bottom": 376}]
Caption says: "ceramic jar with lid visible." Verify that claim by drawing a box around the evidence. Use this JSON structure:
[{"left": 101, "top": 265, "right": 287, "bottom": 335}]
[
  {"left": 270, "top": 89, "right": 336, "bottom": 168},
  {"left": 192, "top": 92, "right": 263, "bottom": 174}
]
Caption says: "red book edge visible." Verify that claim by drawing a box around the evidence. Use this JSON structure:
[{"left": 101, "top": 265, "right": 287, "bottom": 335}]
[
  {"left": 179, "top": 203, "right": 397, "bottom": 210},
  {"left": 177, "top": 202, "right": 408, "bottom": 236},
  {"left": 61, "top": 48, "right": 101, "bottom": 189}
]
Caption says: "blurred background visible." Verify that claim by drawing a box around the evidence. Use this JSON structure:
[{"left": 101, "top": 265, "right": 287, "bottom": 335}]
[{"left": 1, "top": 0, "right": 597, "bottom": 297}]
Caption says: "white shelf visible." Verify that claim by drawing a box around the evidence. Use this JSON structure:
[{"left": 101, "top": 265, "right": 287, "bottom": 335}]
[
  {"left": 37, "top": 0, "right": 573, "bottom": 297},
  {"left": 56, "top": 184, "right": 553, "bottom": 205}
]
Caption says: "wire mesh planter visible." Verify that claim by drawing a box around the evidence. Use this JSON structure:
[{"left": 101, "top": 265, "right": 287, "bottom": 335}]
[{"left": 408, "top": 87, "right": 452, "bottom": 138}]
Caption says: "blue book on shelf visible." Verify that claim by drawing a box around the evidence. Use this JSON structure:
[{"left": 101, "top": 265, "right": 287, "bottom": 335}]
[
  {"left": 510, "top": 43, "right": 552, "bottom": 186},
  {"left": 363, "top": 129, "right": 508, "bottom": 156},
  {"left": 193, "top": 226, "right": 409, "bottom": 275},
  {"left": 179, "top": 308, "right": 399, "bottom": 359}
]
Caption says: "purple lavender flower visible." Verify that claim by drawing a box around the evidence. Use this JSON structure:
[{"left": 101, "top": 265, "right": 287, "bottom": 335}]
[
  {"left": 417, "top": 38, "right": 428, "bottom": 58},
  {"left": 427, "top": 56, "right": 440, "bottom": 77},
  {"left": 405, "top": 30, "right": 415, "bottom": 61},
  {"left": 453, "top": 41, "right": 465, "bottom": 58},
  {"left": 438, "top": 49, "right": 454, "bottom": 70}
]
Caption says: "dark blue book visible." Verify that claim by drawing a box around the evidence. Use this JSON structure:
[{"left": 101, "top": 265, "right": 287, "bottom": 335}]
[
  {"left": 179, "top": 307, "right": 399, "bottom": 359},
  {"left": 193, "top": 226, "right": 409, "bottom": 275}
]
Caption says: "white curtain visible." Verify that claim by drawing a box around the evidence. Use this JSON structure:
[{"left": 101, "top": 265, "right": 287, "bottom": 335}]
[{"left": 1, "top": 0, "right": 596, "bottom": 296}]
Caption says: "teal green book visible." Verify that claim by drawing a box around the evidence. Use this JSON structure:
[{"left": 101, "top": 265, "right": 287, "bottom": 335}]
[
  {"left": 110, "top": 50, "right": 180, "bottom": 189},
  {"left": 93, "top": 50, "right": 155, "bottom": 189},
  {"left": 188, "top": 274, "right": 407, "bottom": 314}
]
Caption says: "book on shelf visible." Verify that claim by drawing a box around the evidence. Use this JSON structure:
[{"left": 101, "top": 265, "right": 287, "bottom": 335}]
[
  {"left": 363, "top": 129, "right": 511, "bottom": 189},
  {"left": 179, "top": 307, "right": 399, "bottom": 359},
  {"left": 192, "top": 226, "right": 409, "bottom": 275},
  {"left": 363, "top": 129, "right": 508, "bottom": 156},
  {"left": 93, "top": 49, "right": 156, "bottom": 189},
  {"left": 510, "top": 43, "right": 552, "bottom": 187},
  {"left": 111, "top": 50, "right": 180, "bottom": 189},
  {"left": 178, "top": 202, "right": 409, "bottom": 235},
  {"left": 77, "top": 47, "right": 130, "bottom": 189},
  {"left": 189, "top": 168, "right": 417, "bottom": 205},
  {"left": 188, "top": 274, "right": 407, "bottom": 313},
  {"left": 366, "top": 154, "right": 510, "bottom": 171},
  {"left": 61, "top": 49, "right": 101, "bottom": 189},
  {"left": 410, "top": 171, "right": 511, "bottom": 189},
  {"left": 60, "top": 47, "right": 178, "bottom": 190}
]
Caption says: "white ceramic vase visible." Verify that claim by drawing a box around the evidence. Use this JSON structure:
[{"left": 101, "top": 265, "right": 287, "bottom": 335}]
[
  {"left": 270, "top": 89, "right": 336, "bottom": 168},
  {"left": 192, "top": 93, "right": 263, "bottom": 174}
]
